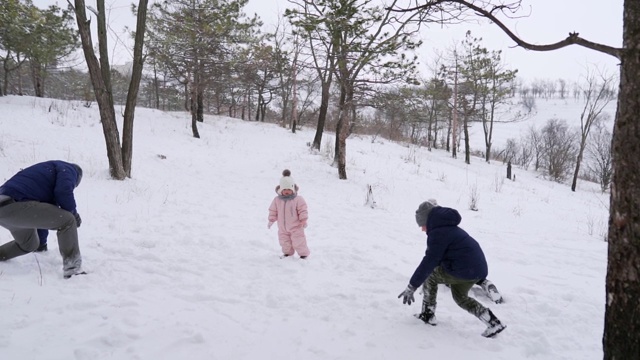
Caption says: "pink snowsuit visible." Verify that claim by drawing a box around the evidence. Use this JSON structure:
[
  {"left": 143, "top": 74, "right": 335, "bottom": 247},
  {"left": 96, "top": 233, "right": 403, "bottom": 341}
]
[{"left": 268, "top": 195, "right": 309, "bottom": 257}]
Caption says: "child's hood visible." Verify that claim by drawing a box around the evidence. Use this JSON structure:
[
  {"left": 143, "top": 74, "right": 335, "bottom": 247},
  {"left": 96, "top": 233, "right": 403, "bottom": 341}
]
[{"left": 426, "top": 207, "right": 462, "bottom": 232}]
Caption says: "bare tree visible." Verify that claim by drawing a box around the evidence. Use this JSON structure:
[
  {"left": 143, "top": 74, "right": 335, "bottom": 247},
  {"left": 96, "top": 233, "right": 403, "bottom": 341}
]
[
  {"left": 289, "top": 34, "right": 302, "bottom": 133},
  {"left": 446, "top": 50, "right": 462, "bottom": 159},
  {"left": 423, "top": 64, "right": 451, "bottom": 151},
  {"left": 541, "top": 119, "right": 576, "bottom": 182},
  {"left": 502, "top": 138, "right": 519, "bottom": 164},
  {"left": 520, "top": 94, "right": 536, "bottom": 113},
  {"left": 286, "top": 1, "right": 337, "bottom": 151},
  {"left": 389, "top": 1, "right": 636, "bottom": 356},
  {"left": 526, "top": 125, "right": 544, "bottom": 171},
  {"left": 557, "top": 78, "right": 567, "bottom": 99},
  {"left": 70, "top": 0, "right": 149, "bottom": 179},
  {"left": 517, "top": 135, "right": 534, "bottom": 170},
  {"left": 587, "top": 121, "right": 613, "bottom": 193},
  {"left": 479, "top": 46, "right": 518, "bottom": 163},
  {"left": 571, "top": 69, "right": 616, "bottom": 191},
  {"left": 288, "top": 0, "right": 425, "bottom": 179}
]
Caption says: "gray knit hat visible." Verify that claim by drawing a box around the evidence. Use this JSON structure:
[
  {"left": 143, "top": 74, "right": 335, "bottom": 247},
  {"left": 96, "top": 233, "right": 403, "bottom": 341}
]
[{"left": 415, "top": 199, "right": 438, "bottom": 227}]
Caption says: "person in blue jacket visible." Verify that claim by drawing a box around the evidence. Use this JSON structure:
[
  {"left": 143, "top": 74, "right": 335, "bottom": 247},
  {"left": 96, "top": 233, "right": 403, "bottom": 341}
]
[
  {"left": 398, "top": 199, "right": 506, "bottom": 337},
  {"left": 0, "top": 160, "right": 85, "bottom": 279}
]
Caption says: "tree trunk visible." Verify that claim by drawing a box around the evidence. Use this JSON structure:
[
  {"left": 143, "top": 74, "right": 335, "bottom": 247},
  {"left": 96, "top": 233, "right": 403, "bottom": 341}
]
[
  {"left": 73, "top": 0, "right": 126, "bottom": 180},
  {"left": 312, "top": 81, "right": 331, "bottom": 150},
  {"left": 2, "top": 55, "right": 9, "bottom": 96},
  {"left": 336, "top": 86, "right": 351, "bottom": 180},
  {"left": 427, "top": 98, "right": 437, "bottom": 151},
  {"left": 337, "top": 108, "right": 348, "bottom": 179},
  {"left": 197, "top": 88, "right": 204, "bottom": 122},
  {"left": 30, "top": 61, "right": 44, "bottom": 98},
  {"left": 571, "top": 138, "right": 587, "bottom": 192},
  {"left": 17, "top": 65, "right": 23, "bottom": 95},
  {"left": 96, "top": 0, "right": 115, "bottom": 111},
  {"left": 121, "top": 0, "right": 148, "bottom": 178},
  {"left": 189, "top": 83, "right": 200, "bottom": 139},
  {"left": 452, "top": 70, "right": 458, "bottom": 159},
  {"left": 184, "top": 82, "right": 189, "bottom": 112},
  {"left": 463, "top": 115, "right": 471, "bottom": 164},
  {"left": 334, "top": 86, "right": 347, "bottom": 166},
  {"left": 255, "top": 93, "right": 262, "bottom": 121},
  {"left": 485, "top": 142, "right": 492, "bottom": 163},
  {"left": 153, "top": 62, "right": 160, "bottom": 109},
  {"left": 603, "top": 2, "right": 640, "bottom": 357},
  {"left": 189, "top": 57, "right": 203, "bottom": 135},
  {"left": 485, "top": 93, "right": 497, "bottom": 163}
]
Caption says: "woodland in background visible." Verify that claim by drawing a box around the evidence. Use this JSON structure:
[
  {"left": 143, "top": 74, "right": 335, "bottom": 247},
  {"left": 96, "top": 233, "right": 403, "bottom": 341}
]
[
  {"left": 0, "top": 0, "right": 616, "bottom": 191},
  {"left": 0, "top": 45, "right": 616, "bottom": 194},
  {"left": 0, "top": 1, "right": 617, "bottom": 185}
]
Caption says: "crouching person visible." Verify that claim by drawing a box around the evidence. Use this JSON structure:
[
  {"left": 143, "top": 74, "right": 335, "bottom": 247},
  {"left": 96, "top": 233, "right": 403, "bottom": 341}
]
[
  {"left": 0, "top": 160, "right": 85, "bottom": 279},
  {"left": 398, "top": 199, "right": 506, "bottom": 337}
]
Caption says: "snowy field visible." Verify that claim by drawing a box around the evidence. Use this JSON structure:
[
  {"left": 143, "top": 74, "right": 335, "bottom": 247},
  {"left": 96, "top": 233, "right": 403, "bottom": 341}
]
[{"left": 0, "top": 95, "right": 612, "bottom": 359}]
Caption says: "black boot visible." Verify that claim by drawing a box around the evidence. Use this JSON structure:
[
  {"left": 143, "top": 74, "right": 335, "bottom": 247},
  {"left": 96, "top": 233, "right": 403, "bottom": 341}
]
[
  {"left": 36, "top": 243, "right": 48, "bottom": 252},
  {"left": 479, "top": 309, "right": 506, "bottom": 337},
  {"left": 415, "top": 304, "right": 437, "bottom": 326}
]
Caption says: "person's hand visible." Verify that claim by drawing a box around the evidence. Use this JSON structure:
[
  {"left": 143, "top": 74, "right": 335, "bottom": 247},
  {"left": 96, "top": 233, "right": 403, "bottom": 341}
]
[
  {"left": 268, "top": 221, "right": 274, "bottom": 229},
  {"left": 398, "top": 284, "right": 417, "bottom": 305},
  {"left": 301, "top": 220, "right": 308, "bottom": 228},
  {"left": 74, "top": 212, "right": 82, "bottom": 228}
]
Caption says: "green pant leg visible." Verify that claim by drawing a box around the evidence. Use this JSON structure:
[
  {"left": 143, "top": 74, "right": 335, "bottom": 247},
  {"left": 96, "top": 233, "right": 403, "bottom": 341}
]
[
  {"left": 421, "top": 266, "right": 449, "bottom": 311},
  {"left": 422, "top": 266, "right": 487, "bottom": 317},
  {"left": 450, "top": 282, "right": 487, "bottom": 317}
]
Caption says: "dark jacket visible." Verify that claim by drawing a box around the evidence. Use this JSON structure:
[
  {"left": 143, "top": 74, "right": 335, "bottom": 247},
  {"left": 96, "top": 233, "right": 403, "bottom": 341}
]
[
  {"left": 0, "top": 161, "right": 81, "bottom": 243},
  {"left": 409, "top": 206, "right": 488, "bottom": 287}
]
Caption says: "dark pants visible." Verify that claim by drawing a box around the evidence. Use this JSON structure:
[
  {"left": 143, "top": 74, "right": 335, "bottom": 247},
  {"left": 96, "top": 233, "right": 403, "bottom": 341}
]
[
  {"left": 0, "top": 200, "right": 81, "bottom": 274},
  {"left": 422, "top": 266, "right": 487, "bottom": 318}
]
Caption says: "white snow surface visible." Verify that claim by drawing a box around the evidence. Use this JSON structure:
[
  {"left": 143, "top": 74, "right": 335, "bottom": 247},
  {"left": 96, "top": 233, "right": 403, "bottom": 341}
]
[{"left": 0, "top": 96, "right": 611, "bottom": 359}]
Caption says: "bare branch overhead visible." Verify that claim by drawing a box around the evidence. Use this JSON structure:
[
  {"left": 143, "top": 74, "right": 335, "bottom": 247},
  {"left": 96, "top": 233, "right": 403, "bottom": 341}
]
[{"left": 388, "top": 0, "right": 622, "bottom": 59}]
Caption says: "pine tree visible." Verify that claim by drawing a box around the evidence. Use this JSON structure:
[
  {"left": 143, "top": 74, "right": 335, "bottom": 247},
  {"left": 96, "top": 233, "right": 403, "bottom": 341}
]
[{"left": 146, "top": 0, "right": 261, "bottom": 138}]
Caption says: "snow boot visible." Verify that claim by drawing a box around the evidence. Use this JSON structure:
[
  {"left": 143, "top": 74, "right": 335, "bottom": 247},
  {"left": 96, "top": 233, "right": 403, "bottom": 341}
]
[
  {"left": 36, "top": 243, "right": 48, "bottom": 252},
  {"left": 479, "top": 309, "right": 506, "bottom": 337},
  {"left": 63, "top": 257, "right": 85, "bottom": 279},
  {"left": 479, "top": 279, "right": 503, "bottom": 304},
  {"left": 64, "top": 270, "right": 87, "bottom": 279},
  {"left": 415, "top": 305, "right": 437, "bottom": 326}
]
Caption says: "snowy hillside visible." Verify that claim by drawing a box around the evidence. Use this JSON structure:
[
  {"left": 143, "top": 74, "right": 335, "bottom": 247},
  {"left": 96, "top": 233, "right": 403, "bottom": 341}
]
[
  {"left": 467, "top": 97, "right": 617, "bottom": 154},
  {"left": 0, "top": 95, "right": 609, "bottom": 360}
]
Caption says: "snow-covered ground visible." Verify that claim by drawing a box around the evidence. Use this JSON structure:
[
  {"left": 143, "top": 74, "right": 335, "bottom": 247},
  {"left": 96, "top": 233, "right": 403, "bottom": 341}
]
[{"left": 0, "top": 95, "right": 610, "bottom": 359}]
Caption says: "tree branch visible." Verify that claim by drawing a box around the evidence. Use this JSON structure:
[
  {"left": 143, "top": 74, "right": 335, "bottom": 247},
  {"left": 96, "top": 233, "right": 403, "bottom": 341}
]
[{"left": 389, "top": 0, "right": 622, "bottom": 59}]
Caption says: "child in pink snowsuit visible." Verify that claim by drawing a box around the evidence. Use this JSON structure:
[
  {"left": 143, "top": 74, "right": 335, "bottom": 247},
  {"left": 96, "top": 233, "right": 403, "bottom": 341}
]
[{"left": 268, "top": 170, "right": 310, "bottom": 258}]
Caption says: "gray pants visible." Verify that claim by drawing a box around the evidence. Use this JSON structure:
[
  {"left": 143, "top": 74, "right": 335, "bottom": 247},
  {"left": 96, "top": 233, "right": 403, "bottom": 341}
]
[
  {"left": 422, "top": 266, "right": 487, "bottom": 318},
  {"left": 0, "top": 200, "right": 81, "bottom": 274}
]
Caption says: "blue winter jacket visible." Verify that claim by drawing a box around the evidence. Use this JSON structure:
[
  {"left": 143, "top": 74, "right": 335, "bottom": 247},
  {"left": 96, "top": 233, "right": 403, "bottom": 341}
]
[
  {"left": 409, "top": 207, "right": 488, "bottom": 288},
  {"left": 0, "top": 160, "right": 81, "bottom": 243}
]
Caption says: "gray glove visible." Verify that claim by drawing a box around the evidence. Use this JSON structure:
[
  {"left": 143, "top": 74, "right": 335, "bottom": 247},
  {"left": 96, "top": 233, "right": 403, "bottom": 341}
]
[
  {"left": 398, "top": 284, "right": 417, "bottom": 305},
  {"left": 74, "top": 212, "right": 82, "bottom": 228}
]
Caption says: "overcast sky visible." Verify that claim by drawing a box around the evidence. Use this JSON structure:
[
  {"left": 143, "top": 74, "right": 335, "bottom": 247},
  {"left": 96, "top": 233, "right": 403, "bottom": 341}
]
[{"left": 35, "top": 0, "right": 623, "bottom": 82}]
